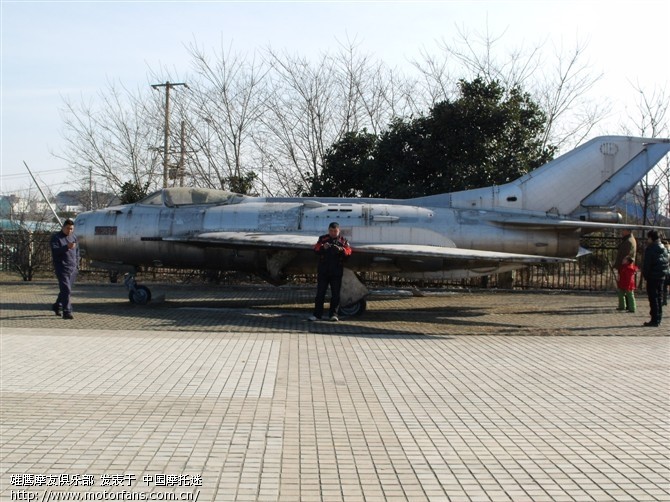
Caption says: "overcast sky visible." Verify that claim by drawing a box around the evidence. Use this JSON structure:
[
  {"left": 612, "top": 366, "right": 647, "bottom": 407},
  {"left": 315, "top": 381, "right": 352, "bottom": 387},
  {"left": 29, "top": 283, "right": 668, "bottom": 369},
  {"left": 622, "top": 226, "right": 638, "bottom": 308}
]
[{"left": 2, "top": 0, "right": 669, "bottom": 196}]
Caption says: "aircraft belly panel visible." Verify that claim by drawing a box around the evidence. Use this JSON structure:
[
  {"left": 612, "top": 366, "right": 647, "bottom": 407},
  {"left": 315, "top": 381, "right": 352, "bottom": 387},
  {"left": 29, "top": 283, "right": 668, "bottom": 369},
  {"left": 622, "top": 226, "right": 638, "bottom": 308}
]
[
  {"left": 451, "top": 216, "right": 579, "bottom": 258},
  {"left": 395, "top": 263, "right": 522, "bottom": 280},
  {"left": 203, "top": 247, "right": 261, "bottom": 272},
  {"left": 350, "top": 226, "right": 454, "bottom": 247}
]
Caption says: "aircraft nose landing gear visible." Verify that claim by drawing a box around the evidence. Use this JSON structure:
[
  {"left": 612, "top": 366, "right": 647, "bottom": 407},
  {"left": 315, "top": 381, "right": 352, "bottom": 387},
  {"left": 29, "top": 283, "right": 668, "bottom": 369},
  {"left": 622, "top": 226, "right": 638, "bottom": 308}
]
[{"left": 124, "top": 273, "right": 152, "bottom": 304}]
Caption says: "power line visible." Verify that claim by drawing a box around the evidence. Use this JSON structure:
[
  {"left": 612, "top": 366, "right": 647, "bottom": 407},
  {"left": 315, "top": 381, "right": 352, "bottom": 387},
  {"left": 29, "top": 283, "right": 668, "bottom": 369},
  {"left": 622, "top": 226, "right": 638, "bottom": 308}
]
[
  {"left": 1, "top": 168, "right": 70, "bottom": 179},
  {"left": 1, "top": 181, "right": 70, "bottom": 197}
]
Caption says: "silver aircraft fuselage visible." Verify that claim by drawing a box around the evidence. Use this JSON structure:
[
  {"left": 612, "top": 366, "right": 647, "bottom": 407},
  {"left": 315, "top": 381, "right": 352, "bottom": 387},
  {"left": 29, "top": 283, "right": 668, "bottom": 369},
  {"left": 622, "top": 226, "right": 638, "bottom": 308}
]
[
  {"left": 75, "top": 136, "right": 670, "bottom": 286},
  {"left": 76, "top": 190, "right": 579, "bottom": 282}
]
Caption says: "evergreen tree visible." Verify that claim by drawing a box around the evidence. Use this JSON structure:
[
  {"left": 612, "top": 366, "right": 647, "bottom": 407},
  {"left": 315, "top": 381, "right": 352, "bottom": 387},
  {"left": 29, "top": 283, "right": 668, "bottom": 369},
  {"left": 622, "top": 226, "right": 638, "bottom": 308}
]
[{"left": 315, "top": 77, "right": 556, "bottom": 198}]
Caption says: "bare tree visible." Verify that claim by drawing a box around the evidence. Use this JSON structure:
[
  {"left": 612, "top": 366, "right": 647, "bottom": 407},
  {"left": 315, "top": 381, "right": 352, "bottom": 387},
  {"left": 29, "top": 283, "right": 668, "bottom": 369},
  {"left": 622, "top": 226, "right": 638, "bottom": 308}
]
[
  {"left": 620, "top": 84, "right": 670, "bottom": 225},
  {"left": 52, "top": 45, "right": 360, "bottom": 196},
  {"left": 256, "top": 48, "right": 341, "bottom": 195},
  {"left": 186, "top": 42, "right": 270, "bottom": 193},
  {"left": 410, "top": 47, "right": 455, "bottom": 111},
  {"left": 57, "top": 33, "right": 609, "bottom": 199},
  {"left": 533, "top": 41, "right": 604, "bottom": 151},
  {"left": 257, "top": 42, "right": 413, "bottom": 196},
  {"left": 414, "top": 25, "right": 605, "bottom": 151},
  {"left": 0, "top": 191, "right": 59, "bottom": 281},
  {"left": 331, "top": 37, "right": 413, "bottom": 135},
  {"left": 59, "top": 81, "right": 165, "bottom": 195}
]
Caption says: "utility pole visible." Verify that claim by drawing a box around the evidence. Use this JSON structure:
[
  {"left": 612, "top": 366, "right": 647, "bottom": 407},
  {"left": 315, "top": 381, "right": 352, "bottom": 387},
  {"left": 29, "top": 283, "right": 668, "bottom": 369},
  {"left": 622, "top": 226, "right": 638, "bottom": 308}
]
[
  {"left": 89, "top": 166, "right": 93, "bottom": 210},
  {"left": 151, "top": 81, "right": 188, "bottom": 188},
  {"left": 179, "top": 120, "right": 186, "bottom": 187}
]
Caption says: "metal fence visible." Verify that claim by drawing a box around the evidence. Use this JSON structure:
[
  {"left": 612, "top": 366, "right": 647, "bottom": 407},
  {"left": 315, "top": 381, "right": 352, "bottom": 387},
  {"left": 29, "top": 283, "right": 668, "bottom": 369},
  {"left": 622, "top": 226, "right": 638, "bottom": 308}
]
[{"left": 0, "top": 228, "right": 631, "bottom": 291}]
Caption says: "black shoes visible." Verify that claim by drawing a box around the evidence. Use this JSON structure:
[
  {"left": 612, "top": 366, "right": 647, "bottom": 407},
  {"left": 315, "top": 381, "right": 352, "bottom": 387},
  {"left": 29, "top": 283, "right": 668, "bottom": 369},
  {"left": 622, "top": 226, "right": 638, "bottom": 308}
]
[
  {"left": 51, "top": 303, "right": 73, "bottom": 319},
  {"left": 51, "top": 304, "right": 73, "bottom": 319},
  {"left": 643, "top": 321, "right": 659, "bottom": 327}
]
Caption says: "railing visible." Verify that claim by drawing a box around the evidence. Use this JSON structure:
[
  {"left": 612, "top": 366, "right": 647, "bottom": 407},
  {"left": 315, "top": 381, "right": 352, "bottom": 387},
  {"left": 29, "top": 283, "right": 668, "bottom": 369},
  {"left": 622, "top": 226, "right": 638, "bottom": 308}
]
[{"left": 0, "top": 229, "right": 633, "bottom": 291}]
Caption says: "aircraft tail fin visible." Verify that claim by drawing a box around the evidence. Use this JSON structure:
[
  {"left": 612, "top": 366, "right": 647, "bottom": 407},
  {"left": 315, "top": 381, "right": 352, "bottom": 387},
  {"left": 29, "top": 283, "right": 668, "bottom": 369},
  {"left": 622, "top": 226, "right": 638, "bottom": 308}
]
[{"left": 414, "top": 136, "right": 670, "bottom": 218}]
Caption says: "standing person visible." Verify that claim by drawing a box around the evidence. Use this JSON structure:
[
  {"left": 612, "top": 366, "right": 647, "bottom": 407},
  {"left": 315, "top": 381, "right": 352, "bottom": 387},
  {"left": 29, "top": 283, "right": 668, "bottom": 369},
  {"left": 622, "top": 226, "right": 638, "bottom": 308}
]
[
  {"left": 614, "top": 228, "right": 637, "bottom": 270},
  {"left": 613, "top": 228, "right": 637, "bottom": 309},
  {"left": 309, "top": 222, "right": 352, "bottom": 322},
  {"left": 663, "top": 240, "right": 670, "bottom": 306},
  {"left": 616, "top": 256, "right": 638, "bottom": 313},
  {"left": 641, "top": 230, "right": 669, "bottom": 327},
  {"left": 50, "top": 218, "right": 79, "bottom": 320}
]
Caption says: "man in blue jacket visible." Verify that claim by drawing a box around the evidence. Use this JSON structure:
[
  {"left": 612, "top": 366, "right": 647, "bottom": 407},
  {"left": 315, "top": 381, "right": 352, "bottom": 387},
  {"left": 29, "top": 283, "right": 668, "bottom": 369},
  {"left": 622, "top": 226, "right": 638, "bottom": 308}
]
[
  {"left": 642, "top": 230, "right": 669, "bottom": 327},
  {"left": 50, "top": 219, "right": 79, "bottom": 319}
]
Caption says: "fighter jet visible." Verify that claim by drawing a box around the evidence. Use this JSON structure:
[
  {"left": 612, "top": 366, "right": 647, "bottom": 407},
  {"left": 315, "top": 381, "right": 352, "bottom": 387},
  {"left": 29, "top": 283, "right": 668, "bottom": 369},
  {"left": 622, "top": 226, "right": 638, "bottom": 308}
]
[{"left": 75, "top": 135, "right": 670, "bottom": 315}]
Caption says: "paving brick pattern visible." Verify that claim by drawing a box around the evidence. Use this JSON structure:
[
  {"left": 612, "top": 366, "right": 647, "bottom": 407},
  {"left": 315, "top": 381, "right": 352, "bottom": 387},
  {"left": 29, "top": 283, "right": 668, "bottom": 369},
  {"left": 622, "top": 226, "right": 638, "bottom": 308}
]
[{"left": 1, "top": 282, "right": 668, "bottom": 501}]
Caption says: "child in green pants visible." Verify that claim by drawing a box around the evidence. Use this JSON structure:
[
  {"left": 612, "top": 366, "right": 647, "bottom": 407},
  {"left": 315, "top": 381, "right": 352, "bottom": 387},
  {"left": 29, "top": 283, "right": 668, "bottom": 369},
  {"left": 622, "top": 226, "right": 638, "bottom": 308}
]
[{"left": 617, "top": 256, "right": 639, "bottom": 312}]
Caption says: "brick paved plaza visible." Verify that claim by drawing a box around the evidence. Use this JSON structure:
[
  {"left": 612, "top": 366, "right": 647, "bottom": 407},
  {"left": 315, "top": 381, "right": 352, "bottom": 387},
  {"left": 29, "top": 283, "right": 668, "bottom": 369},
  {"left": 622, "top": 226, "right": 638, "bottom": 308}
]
[{"left": 1, "top": 281, "right": 668, "bottom": 501}]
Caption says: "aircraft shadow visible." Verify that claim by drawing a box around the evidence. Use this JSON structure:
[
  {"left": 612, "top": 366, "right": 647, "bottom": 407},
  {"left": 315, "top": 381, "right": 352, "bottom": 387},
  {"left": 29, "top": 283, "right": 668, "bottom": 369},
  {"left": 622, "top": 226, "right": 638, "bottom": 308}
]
[
  {"left": 0, "top": 295, "right": 517, "bottom": 339},
  {"left": 508, "top": 306, "right": 619, "bottom": 316},
  {"left": 155, "top": 298, "right": 515, "bottom": 330}
]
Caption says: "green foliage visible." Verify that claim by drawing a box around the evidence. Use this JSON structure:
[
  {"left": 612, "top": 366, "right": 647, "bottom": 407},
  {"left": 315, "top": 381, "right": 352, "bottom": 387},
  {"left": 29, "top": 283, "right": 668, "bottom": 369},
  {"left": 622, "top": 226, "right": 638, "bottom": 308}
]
[
  {"left": 226, "top": 172, "right": 258, "bottom": 195},
  {"left": 314, "top": 77, "right": 556, "bottom": 198},
  {"left": 119, "top": 181, "right": 150, "bottom": 204},
  {"left": 310, "top": 131, "right": 378, "bottom": 197}
]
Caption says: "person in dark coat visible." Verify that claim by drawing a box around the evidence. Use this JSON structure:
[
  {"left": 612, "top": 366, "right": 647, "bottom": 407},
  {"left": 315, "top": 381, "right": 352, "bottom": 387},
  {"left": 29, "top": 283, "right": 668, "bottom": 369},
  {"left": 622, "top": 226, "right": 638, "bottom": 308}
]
[
  {"left": 50, "top": 219, "right": 80, "bottom": 319},
  {"left": 663, "top": 240, "right": 670, "bottom": 306},
  {"left": 309, "top": 222, "right": 352, "bottom": 322},
  {"left": 642, "top": 230, "right": 669, "bottom": 327}
]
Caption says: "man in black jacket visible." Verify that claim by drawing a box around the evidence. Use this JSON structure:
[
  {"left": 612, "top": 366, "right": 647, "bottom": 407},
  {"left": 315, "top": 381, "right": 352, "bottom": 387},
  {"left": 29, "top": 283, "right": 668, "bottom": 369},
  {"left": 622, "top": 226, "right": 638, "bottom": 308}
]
[
  {"left": 642, "top": 230, "right": 669, "bottom": 327},
  {"left": 663, "top": 240, "right": 670, "bottom": 306},
  {"left": 309, "top": 222, "right": 352, "bottom": 322}
]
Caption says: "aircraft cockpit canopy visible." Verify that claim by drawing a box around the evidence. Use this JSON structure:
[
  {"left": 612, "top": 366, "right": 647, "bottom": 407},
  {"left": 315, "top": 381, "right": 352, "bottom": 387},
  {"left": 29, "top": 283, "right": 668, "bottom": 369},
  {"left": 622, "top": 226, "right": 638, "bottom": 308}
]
[{"left": 139, "top": 188, "right": 246, "bottom": 207}]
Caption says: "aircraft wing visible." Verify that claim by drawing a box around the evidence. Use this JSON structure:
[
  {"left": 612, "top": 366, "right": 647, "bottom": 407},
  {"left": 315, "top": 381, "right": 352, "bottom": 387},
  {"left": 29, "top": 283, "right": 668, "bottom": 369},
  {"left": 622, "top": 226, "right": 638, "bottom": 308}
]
[
  {"left": 168, "top": 231, "right": 317, "bottom": 249},
  {"left": 352, "top": 243, "right": 573, "bottom": 263},
  {"left": 167, "top": 231, "right": 573, "bottom": 264}
]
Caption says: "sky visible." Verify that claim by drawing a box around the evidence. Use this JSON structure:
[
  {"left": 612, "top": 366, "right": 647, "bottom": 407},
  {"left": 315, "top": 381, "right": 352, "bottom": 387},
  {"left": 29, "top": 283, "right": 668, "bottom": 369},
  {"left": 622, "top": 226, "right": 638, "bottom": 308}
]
[{"left": 2, "top": 0, "right": 669, "bottom": 197}]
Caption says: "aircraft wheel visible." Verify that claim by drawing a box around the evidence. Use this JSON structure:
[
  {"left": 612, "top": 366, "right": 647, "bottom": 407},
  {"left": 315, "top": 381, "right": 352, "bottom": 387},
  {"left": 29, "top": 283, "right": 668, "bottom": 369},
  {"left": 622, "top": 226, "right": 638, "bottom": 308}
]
[
  {"left": 339, "top": 298, "right": 366, "bottom": 317},
  {"left": 129, "top": 285, "right": 152, "bottom": 305}
]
